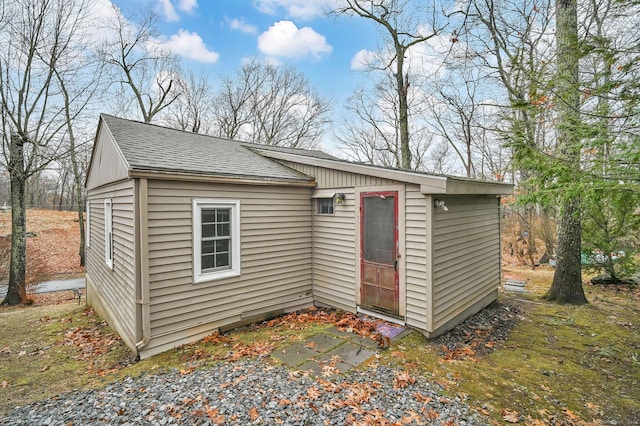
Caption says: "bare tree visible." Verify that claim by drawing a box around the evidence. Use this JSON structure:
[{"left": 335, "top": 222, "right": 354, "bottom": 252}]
[
  {"left": 163, "top": 70, "right": 214, "bottom": 134},
  {"left": 334, "top": 0, "right": 452, "bottom": 169},
  {"left": 212, "top": 70, "right": 254, "bottom": 141},
  {"left": 55, "top": 65, "right": 102, "bottom": 265},
  {"left": 0, "top": 0, "right": 90, "bottom": 305},
  {"left": 213, "top": 60, "right": 331, "bottom": 149},
  {"left": 99, "top": 6, "right": 181, "bottom": 123},
  {"left": 468, "top": 0, "right": 556, "bottom": 170},
  {"left": 336, "top": 74, "right": 433, "bottom": 169}
]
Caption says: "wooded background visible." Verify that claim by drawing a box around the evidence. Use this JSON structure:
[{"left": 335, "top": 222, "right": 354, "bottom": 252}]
[{"left": 2, "top": 0, "right": 639, "bottom": 305}]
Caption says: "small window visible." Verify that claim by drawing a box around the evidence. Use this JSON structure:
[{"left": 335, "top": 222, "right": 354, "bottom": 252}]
[
  {"left": 86, "top": 201, "right": 90, "bottom": 248},
  {"left": 316, "top": 198, "right": 334, "bottom": 215},
  {"left": 193, "top": 199, "right": 240, "bottom": 283},
  {"left": 104, "top": 199, "right": 113, "bottom": 269}
]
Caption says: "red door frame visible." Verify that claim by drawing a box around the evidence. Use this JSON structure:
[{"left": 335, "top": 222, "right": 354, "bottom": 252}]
[{"left": 359, "top": 191, "right": 399, "bottom": 315}]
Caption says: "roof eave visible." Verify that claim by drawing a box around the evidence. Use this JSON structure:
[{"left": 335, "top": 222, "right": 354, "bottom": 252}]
[
  {"left": 255, "top": 149, "right": 513, "bottom": 195},
  {"left": 445, "top": 179, "right": 514, "bottom": 195},
  {"left": 255, "top": 149, "right": 449, "bottom": 192},
  {"left": 128, "top": 168, "right": 317, "bottom": 187}
]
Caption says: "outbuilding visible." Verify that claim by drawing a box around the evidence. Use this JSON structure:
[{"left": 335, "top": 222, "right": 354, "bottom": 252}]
[{"left": 85, "top": 114, "right": 512, "bottom": 359}]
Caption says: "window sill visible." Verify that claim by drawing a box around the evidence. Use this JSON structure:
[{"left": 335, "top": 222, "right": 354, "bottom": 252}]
[{"left": 194, "top": 269, "right": 240, "bottom": 284}]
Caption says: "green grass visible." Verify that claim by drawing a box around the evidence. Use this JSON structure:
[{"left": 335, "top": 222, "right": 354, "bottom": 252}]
[
  {"left": 378, "top": 268, "right": 640, "bottom": 424},
  {"left": 1, "top": 268, "right": 638, "bottom": 424},
  {"left": 0, "top": 303, "right": 134, "bottom": 413}
]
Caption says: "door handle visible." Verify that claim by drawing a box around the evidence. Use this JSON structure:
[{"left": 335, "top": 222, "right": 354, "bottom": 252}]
[{"left": 394, "top": 260, "right": 398, "bottom": 271}]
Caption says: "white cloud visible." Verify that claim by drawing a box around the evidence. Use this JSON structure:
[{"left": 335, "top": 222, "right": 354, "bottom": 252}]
[
  {"left": 254, "top": 0, "right": 339, "bottom": 20},
  {"left": 177, "top": 0, "right": 198, "bottom": 13},
  {"left": 85, "top": 0, "right": 125, "bottom": 45},
  {"left": 157, "top": 0, "right": 179, "bottom": 22},
  {"left": 349, "top": 32, "right": 460, "bottom": 77},
  {"left": 155, "top": 0, "right": 197, "bottom": 21},
  {"left": 258, "top": 21, "right": 332, "bottom": 60},
  {"left": 350, "top": 49, "right": 378, "bottom": 71},
  {"left": 229, "top": 18, "right": 258, "bottom": 35},
  {"left": 159, "top": 29, "right": 219, "bottom": 63}
]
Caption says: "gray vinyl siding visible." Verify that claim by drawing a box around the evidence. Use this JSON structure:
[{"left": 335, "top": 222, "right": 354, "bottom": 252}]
[
  {"left": 431, "top": 196, "right": 500, "bottom": 330},
  {"left": 278, "top": 161, "right": 398, "bottom": 188},
  {"left": 404, "top": 186, "right": 429, "bottom": 330},
  {"left": 280, "top": 162, "right": 433, "bottom": 324},
  {"left": 86, "top": 124, "right": 129, "bottom": 191},
  {"left": 312, "top": 188, "right": 357, "bottom": 312},
  {"left": 85, "top": 180, "right": 137, "bottom": 348},
  {"left": 143, "top": 179, "right": 313, "bottom": 356},
  {"left": 281, "top": 162, "right": 401, "bottom": 314}
]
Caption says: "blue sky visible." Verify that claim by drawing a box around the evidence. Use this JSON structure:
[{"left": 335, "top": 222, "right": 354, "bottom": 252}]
[{"left": 109, "top": 0, "right": 381, "bottom": 108}]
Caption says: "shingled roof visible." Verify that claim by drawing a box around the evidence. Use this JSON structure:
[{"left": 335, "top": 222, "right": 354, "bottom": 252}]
[{"left": 100, "top": 114, "right": 316, "bottom": 183}]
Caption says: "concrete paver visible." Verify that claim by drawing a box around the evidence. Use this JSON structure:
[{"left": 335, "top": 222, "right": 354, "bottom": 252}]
[
  {"left": 273, "top": 321, "right": 404, "bottom": 376},
  {"left": 305, "top": 333, "right": 344, "bottom": 352},
  {"left": 320, "top": 341, "right": 376, "bottom": 367},
  {"left": 271, "top": 343, "right": 318, "bottom": 367}
]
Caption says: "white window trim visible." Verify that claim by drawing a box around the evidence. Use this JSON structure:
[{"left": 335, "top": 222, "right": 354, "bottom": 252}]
[
  {"left": 315, "top": 197, "right": 335, "bottom": 215},
  {"left": 86, "top": 200, "right": 90, "bottom": 248},
  {"left": 104, "top": 199, "right": 113, "bottom": 270},
  {"left": 193, "top": 199, "right": 241, "bottom": 283}
]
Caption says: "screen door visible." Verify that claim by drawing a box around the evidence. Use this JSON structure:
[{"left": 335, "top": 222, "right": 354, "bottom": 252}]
[{"left": 360, "top": 191, "right": 399, "bottom": 315}]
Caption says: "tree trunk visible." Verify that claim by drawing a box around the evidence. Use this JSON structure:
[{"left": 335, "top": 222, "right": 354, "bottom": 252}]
[
  {"left": 545, "top": 0, "right": 587, "bottom": 304},
  {"left": 396, "top": 62, "right": 411, "bottom": 169},
  {"left": 547, "top": 198, "right": 587, "bottom": 303},
  {"left": 2, "top": 135, "right": 27, "bottom": 306},
  {"left": 70, "top": 141, "right": 85, "bottom": 266}
]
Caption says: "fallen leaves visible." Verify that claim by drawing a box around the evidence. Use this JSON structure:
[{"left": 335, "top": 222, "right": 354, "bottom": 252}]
[
  {"left": 248, "top": 406, "right": 260, "bottom": 421},
  {"left": 393, "top": 371, "right": 416, "bottom": 389},
  {"left": 413, "top": 392, "right": 432, "bottom": 403},
  {"left": 260, "top": 307, "right": 390, "bottom": 347},
  {"left": 502, "top": 408, "right": 520, "bottom": 423},
  {"left": 62, "top": 322, "right": 118, "bottom": 361},
  {"left": 59, "top": 308, "right": 123, "bottom": 374}
]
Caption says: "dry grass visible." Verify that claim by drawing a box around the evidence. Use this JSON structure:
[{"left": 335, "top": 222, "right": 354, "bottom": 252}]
[{"left": 0, "top": 209, "right": 84, "bottom": 286}]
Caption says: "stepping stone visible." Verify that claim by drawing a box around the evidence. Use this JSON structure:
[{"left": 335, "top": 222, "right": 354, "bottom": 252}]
[
  {"left": 271, "top": 343, "right": 318, "bottom": 367},
  {"left": 297, "top": 358, "right": 352, "bottom": 376},
  {"left": 305, "top": 333, "right": 345, "bottom": 353},
  {"left": 504, "top": 279, "right": 527, "bottom": 293},
  {"left": 325, "top": 326, "right": 358, "bottom": 339},
  {"left": 321, "top": 341, "right": 376, "bottom": 367}
]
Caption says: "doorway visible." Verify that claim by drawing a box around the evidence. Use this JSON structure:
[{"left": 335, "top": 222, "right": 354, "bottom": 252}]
[{"left": 359, "top": 191, "right": 399, "bottom": 316}]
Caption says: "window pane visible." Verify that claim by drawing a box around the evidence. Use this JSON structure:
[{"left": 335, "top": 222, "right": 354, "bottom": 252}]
[
  {"left": 202, "top": 224, "right": 215, "bottom": 238},
  {"left": 216, "top": 209, "right": 230, "bottom": 222},
  {"left": 217, "top": 223, "right": 230, "bottom": 237},
  {"left": 215, "top": 239, "right": 229, "bottom": 253},
  {"left": 201, "top": 254, "right": 214, "bottom": 270},
  {"left": 317, "top": 198, "right": 334, "bottom": 214},
  {"left": 216, "top": 252, "right": 230, "bottom": 267},
  {"left": 202, "top": 209, "right": 216, "bottom": 223},
  {"left": 202, "top": 240, "right": 214, "bottom": 254}
]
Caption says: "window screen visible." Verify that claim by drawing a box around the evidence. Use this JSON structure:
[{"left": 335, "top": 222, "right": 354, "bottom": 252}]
[{"left": 362, "top": 196, "right": 395, "bottom": 264}]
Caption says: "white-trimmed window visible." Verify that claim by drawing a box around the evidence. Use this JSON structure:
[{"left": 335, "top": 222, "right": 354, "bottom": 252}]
[
  {"left": 193, "top": 199, "right": 241, "bottom": 283},
  {"left": 104, "top": 199, "right": 113, "bottom": 269},
  {"left": 316, "top": 198, "right": 334, "bottom": 215},
  {"left": 86, "top": 201, "right": 90, "bottom": 248}
]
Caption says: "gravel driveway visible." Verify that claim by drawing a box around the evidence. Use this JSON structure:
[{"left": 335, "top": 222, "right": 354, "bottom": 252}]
[{"left": 1, "top": 360, "right": 489, "bottom": 425}]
